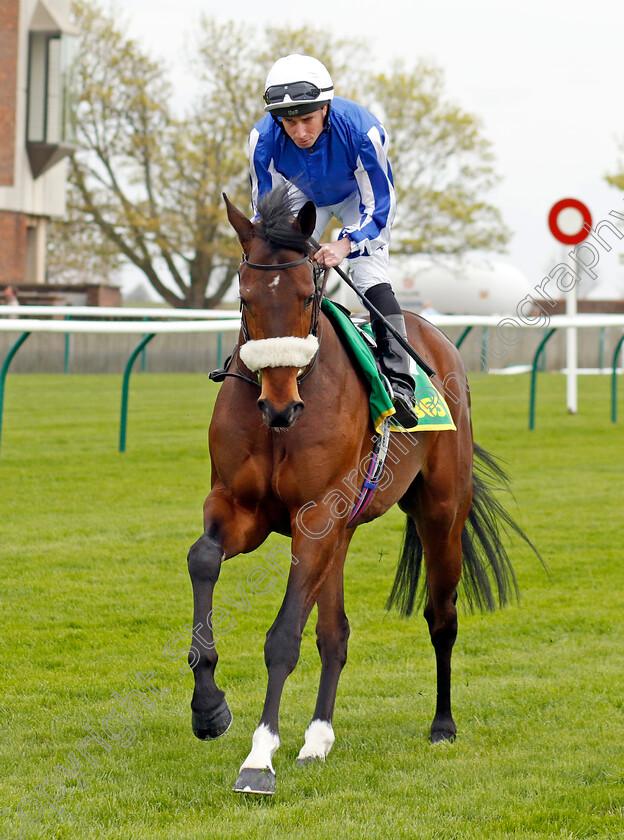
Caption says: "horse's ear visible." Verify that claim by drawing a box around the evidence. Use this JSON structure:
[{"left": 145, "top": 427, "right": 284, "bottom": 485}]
[
  {"left": 296, "top": 200, "right": 316, "bottom": 239},
  {"left": 223, "top": 193, "right": 255, "bottom": 251}
]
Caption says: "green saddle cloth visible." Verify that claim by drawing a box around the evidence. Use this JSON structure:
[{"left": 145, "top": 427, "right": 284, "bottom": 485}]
[{"left": 321, "top": 298, "right": 456, "bottom": 434}]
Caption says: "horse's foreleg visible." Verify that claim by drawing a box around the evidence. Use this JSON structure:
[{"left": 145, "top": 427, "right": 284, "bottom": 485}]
[
  {"left": 296, "top": 541, "right": 351, "bottom": 765},
  {"left": 233, "top": 594, "right": 314, "bottom": 794},
  {"left": 187, "top": 531, "right": 231, "bottom": 740},
  {"left": 233, "top": 527, "right": 343, "bottom": 795},
  {"left": 188, "top": 488, "right": 270, "bottom": 741}
]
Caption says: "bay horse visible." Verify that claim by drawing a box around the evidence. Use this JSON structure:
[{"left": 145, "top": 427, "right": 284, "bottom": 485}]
[{"left": 187, "top": 185, "right": 534, "bottom": 795}]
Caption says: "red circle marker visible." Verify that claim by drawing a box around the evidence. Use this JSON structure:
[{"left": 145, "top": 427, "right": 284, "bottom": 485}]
[{"left": 548, "top": 198, "right": 592, "bottom": 245}]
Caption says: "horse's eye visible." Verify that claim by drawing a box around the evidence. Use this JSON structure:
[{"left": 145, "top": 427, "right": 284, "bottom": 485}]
[{"left": 305, "top": 293, "right": 315, "bottom": 308}]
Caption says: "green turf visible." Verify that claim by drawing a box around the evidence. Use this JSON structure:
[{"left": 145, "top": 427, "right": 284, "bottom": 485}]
[{"left": 1, "top": 372, "right": 622, "bottom": 839}]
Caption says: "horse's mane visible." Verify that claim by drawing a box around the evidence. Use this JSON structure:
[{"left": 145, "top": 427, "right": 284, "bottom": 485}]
[{"left": 256, "top": 184, "right": 310, "bottom": 255}]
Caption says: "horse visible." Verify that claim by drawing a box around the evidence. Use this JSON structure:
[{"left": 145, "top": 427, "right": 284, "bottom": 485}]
[{"left": 186, "top": 184, "right": 535, "bottom": 795}]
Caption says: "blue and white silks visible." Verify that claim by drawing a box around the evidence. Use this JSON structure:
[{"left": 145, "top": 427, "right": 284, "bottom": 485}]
[{"left": 249, "top": 97, "right": 396, "bottom": 266}]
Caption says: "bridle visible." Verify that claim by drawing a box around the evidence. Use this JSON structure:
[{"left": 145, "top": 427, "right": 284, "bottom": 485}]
[
  {"left": 239, "top": 248, "right": 327, "bottom": 341},
  {"left": 216, "top": 247, "right": 327, "bottom": 387},
  {"left": 241, "top": 253, "right": 311, "bottom": 271}
]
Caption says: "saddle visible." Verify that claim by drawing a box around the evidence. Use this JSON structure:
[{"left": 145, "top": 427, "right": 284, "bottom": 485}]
[{"left": 320, "top": 299, "right": 456, "bottom": 433}]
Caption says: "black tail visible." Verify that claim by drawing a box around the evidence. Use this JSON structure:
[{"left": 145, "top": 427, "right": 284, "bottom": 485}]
[{"left": 386, "top": 443, "right": 542, "bottom": 617}]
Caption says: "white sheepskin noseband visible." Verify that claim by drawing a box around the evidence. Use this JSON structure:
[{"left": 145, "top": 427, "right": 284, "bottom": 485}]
[{"left": 239, "top": 335, "right": 319, "bottom": 371}]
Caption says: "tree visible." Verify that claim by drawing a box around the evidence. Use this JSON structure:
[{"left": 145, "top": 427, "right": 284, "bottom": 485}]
[
  {"left": 49, "top": 2, "right": 509, "bottom": 307},
  {"left": 605, "top": 155, "right": 624, "bottom": 269},
  {"left": 367, "top": 62, "right": 509, "bottom": 255},
  {"left": 606, "top": 146, "right": 624, "bottom": 193},
  {"left": 46, "top": 200, "right": 123, "bottom": 284},
  {"left": 56, "top": 1, "right": 249, "bottom": 308}
]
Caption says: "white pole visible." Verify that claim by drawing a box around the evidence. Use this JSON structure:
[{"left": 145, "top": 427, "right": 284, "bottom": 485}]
[{"left": 564, "top": 244, "right": 578, "bottom": 414}]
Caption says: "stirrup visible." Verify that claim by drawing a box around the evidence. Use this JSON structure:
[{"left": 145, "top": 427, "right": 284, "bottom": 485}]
[
  {"left": 379, "top": 371, "right": 419, "bottom": 429},
  {"left": 391, "top": 394, "right": 419, "bottom": 429}
]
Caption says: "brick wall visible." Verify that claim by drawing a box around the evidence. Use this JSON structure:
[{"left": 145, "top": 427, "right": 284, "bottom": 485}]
[
  {"left": 86, "top": 285, "right": 122, "bottom": 306},
  {"left": 0, "top": 0, "right": 19, "bottom": 187},
  {"left": 0, "top": 211, "right": 27, "bottom": 284}
]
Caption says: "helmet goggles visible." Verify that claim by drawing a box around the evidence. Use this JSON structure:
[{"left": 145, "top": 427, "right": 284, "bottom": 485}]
[{"left": 264, "top": 80, "right": 333, "bottom": 106}]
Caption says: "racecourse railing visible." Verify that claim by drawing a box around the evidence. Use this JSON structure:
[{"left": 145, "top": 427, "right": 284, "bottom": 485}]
[
  {"left": 1, "top": 306, "right": 623, "bottom": 453},
  {"left": 0, "top": 306, "right": 241, "bottom": 454}
]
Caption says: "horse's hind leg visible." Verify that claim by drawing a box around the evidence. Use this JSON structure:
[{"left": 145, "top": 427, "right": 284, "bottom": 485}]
[
  {"left": 415, "top": 470, "right": 471, "bottom": 742},
  {"left": 296, "top": 540, "right": 351, "bottom": 765},
  {"left": 424, "top": 566, "right": 461, "bottom": 743}
]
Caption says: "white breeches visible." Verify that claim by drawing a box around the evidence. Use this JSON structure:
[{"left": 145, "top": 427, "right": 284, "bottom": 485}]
[{"left": 291, "top": 189, "right": 391, "bottom": 294}]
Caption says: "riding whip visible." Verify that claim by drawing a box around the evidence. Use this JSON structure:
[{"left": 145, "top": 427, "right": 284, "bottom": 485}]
[{"left": 308, "top": 237, "right": 436, "bottom": 379}]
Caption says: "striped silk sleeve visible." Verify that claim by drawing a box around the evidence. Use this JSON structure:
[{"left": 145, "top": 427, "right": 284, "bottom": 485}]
[{"left": 340, "top": 125, "right": 396, "bottom": 256}]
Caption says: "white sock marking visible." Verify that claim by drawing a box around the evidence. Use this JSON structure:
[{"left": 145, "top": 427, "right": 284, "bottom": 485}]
[
  {"left": 239, "top": 724, "right": 280, "bottom": 773},
  {"left": 296, "top": 719, "right": 335, "bottom": 762}
]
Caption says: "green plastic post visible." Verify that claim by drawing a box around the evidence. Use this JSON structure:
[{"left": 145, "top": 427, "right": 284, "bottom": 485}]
[
  {"left": 0, "top": 332, "right": 31, "bottom": 455},
  {"left": 529, "top": 328, "right": 556, "bottom": 430},
  {"left": 611, "top": 333, "right": 624, "bottom": 423},
  {"left": 119, "top": 333, "right": 156, "bottom": 453},
  {"left": 64, "top": 315, "right": 71, "bottom": 374},
  {"left": 456, "top": 326, "right": 473, "bottom": 349}
]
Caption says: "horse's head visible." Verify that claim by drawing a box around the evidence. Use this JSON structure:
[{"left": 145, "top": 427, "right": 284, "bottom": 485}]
[{"left": 224, "top": 187, "right": 319, "bottom": 429}]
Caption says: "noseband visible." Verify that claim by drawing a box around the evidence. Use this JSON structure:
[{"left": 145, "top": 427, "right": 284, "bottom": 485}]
[{"left": 229, "top": 249, "right": 326, "bottom": 384}]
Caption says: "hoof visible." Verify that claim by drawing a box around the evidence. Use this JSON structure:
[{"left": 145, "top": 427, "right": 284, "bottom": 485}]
[
  {"left": 296, "top": 756, "right": 316, "bottom": 767},
  {"left": 430, "top": 712, "right": 456, "bottom": 743},
  {"left": 191, "top": 700, "right": 232, "bottom": 740},
  {"left": 431, "top": 725, "right": 456, "bottom": 744},
  {"left": 233, "top": 767, "right": 276, "bottom": 795}
]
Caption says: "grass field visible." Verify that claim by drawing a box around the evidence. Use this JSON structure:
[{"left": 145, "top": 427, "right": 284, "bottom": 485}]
[{"left": 1, "top": 372, "right": 623, "bottom": 839}]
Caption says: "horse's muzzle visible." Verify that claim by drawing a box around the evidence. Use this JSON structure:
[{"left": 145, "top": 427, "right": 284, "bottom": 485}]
[{"left": 257, "top": 398, "right": 305, "bottom": 428}]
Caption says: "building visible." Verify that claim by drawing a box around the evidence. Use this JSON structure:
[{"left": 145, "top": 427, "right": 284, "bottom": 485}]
[{"left": 0, "top": 0, "right": 76, "bottom": 288}]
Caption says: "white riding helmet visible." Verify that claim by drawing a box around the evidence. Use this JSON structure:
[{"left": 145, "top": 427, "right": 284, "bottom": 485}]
[{"left": 263, "top": 54, "right": 334, "bottom": 118}]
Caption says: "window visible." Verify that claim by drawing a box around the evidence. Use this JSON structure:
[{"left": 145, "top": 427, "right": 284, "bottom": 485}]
[{"left": 26, "top": 31, "right": 78, "bottom": 176}]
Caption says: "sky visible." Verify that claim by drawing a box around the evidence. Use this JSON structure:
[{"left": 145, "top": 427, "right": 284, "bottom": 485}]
[{"left": 115, "top": 0, "right": 624, "bottom": 295}]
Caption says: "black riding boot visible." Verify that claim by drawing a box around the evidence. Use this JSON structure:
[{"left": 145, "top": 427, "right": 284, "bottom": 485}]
[{"left": 371, "top": 313, "right": 419, "bottom": 429}]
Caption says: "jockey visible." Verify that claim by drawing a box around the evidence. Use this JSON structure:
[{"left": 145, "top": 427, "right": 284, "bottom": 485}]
[{"left": 249, "top": 54, "right": 419, "bottom": 429}]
